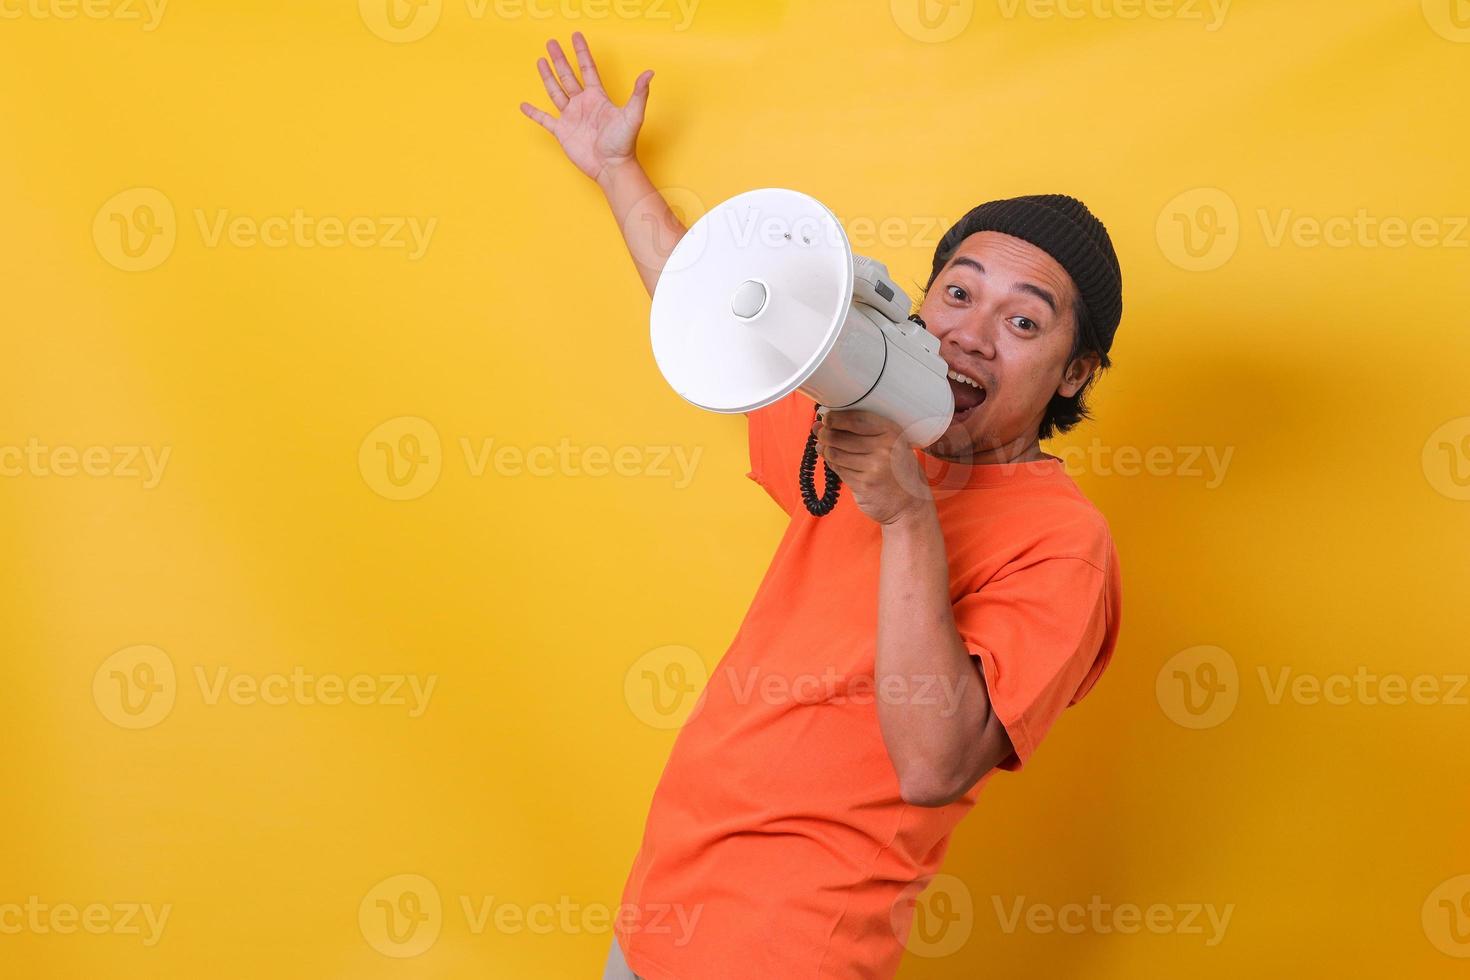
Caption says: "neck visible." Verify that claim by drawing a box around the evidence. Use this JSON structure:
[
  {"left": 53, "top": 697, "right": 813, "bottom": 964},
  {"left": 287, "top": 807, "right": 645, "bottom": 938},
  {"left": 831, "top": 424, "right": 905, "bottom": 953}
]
[{"left": 924, "top": 432, "right": 1045, "bottom": 467}]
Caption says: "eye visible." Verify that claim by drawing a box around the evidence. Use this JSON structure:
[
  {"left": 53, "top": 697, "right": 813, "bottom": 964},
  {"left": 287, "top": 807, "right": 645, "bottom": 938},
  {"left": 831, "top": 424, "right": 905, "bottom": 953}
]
[
  {"left": 1009, "top": 315, "right": 1039, "bottom": 332},
  {"left": 946, "top": 284, "right": 968, "bottom": 302}
]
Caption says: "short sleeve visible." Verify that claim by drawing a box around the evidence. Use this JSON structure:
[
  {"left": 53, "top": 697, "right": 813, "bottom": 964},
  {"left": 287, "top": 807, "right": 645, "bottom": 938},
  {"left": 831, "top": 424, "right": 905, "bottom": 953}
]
[
  {"left": 954, "top": 553, "right": 1119, "bottom": 773},
  {"left": 745, "top": 390, "right": 818, "bottom": 516}
]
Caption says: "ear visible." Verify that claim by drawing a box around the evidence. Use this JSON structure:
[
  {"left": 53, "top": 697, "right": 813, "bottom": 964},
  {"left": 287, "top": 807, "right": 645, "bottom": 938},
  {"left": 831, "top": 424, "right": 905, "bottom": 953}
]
[{"left": 1057, "top": 350, "right": 1100, "bottom": 399}]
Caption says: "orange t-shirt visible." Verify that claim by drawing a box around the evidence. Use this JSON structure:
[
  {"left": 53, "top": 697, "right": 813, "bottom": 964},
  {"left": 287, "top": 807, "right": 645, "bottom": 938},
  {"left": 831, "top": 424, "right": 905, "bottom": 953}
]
[{"left": 615, "top": 390, "right": 1122, "bottom": 979}]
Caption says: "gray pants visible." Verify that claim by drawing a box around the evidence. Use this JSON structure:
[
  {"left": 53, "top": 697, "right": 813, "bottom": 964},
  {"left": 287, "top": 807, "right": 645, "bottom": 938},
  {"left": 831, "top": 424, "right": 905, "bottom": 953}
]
[{"left": 602, "top": 936, "right": 646, "bottom": 980}]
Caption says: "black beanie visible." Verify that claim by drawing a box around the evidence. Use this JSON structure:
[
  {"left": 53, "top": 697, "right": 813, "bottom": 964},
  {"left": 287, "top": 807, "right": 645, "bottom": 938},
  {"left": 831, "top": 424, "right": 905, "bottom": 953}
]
[{"left": 927, "top": 194, "right": 1123, "bottom": 355}]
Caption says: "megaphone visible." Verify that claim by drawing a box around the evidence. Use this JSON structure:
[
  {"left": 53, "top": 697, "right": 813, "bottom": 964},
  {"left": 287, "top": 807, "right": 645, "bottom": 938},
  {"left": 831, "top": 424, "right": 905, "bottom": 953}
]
[{"left": 649, "top": 188, "right": 954, "bottom": 516}]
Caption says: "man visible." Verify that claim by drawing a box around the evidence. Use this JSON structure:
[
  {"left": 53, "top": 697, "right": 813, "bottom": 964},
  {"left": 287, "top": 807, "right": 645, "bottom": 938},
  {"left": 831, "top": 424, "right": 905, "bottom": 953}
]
[{"left": 521, "top": 33, "right": 1123, "bottom": 980}]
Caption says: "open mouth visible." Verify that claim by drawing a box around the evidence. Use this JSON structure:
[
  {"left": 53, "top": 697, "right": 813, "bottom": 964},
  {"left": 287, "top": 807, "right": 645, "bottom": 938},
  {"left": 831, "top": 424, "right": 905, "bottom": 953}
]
[{"left": 947, "top": 368, "right": 987, "bottom": 425}]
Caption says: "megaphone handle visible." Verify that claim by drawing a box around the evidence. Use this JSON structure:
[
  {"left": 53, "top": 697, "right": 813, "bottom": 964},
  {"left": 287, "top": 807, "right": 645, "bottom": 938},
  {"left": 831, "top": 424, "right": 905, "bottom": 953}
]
[{"left": 800, "top": 405, "right": 842, "bottom": 517}]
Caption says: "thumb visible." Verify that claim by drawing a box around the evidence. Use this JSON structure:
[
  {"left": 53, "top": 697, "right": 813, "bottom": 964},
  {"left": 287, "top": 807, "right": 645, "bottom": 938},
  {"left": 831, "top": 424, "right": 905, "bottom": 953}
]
[{"left": 624, "top": 69, "right": 653, "bottom": 125}]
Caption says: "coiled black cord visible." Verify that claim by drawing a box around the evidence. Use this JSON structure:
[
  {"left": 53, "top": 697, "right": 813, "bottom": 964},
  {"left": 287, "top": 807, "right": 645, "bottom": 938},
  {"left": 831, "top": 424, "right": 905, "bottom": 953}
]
[{"left": 800, "top": 406, "right": 841, "bottom": 517}]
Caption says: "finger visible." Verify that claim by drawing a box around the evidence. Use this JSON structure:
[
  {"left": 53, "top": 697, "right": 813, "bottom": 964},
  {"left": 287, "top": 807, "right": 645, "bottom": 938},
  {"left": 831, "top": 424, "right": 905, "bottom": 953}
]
[
  {"left": 623, "top": 69, "right": 653, "bottom": 126},
  {"left": 571, "top": 31, "right": 604, "bottom": 90},
  {"left": 536, "top": 57, "right": 568, "bottom": 110},
  {"left": 816, "top": 440, "right": 845, "bottom": 464},
  {"left": 818, "top": 444, "right": 865, "bottom": 474},
  {"left": 547, "top": 38, "right": 583, "bottom": 97},
  {"left": 818, "top": 429, "right": 876, "bottom": 455},
  {"left": 824, "top": 410, "right": 888, "bottom": 435},
  {"left": 520, "top": 102, "right": 556, "bottom": 132}
]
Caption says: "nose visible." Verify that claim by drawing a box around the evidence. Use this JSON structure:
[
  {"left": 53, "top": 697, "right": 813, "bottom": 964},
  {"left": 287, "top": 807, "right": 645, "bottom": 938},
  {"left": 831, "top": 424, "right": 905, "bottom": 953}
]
[{"left": 936, "top": 308, "right": 998, "bottom": 362}]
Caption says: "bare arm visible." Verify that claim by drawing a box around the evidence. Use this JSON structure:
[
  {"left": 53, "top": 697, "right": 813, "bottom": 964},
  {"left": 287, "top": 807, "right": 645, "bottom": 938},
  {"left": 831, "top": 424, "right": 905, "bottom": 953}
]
[
  {"left": 811, "top": 409, "right": 1014, "bottom": 805},
  {"left": 520, "top": 32, "right": 687, "bottom": 298},
  {"left": 876, "top": 503, "right": 1016, "bottom": 807}
]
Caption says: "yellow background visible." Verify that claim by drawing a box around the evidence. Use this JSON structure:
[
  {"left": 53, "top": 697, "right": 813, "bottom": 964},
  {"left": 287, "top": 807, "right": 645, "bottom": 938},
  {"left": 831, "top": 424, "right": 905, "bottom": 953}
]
[{"left": 3, "top": 0, "right": 1468, "bottom": 976}]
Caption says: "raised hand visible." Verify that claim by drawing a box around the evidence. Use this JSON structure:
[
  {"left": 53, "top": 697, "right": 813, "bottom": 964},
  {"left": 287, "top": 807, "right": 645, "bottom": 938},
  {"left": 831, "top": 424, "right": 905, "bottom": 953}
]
[{"left": 519, "top": 32, "right": 654, "bottom": 183}]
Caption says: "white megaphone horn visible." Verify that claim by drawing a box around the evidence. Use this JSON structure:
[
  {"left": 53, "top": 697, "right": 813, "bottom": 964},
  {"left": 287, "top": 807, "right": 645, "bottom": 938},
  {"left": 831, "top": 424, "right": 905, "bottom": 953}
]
[{"left": 649, "top": 188, "right": 954, "bottom": 516}]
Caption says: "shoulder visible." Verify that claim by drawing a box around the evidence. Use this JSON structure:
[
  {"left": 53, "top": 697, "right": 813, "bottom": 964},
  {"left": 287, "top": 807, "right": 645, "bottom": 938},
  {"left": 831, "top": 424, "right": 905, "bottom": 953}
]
[{"left": 1008, "top": 470, "right": 1116, "bottom": 574}]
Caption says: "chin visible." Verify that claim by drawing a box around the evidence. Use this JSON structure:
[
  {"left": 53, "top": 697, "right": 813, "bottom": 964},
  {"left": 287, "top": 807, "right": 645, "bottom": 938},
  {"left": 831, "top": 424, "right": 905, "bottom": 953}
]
[{"left": 929, "top": 410, "right": 986, "bottom": 458}]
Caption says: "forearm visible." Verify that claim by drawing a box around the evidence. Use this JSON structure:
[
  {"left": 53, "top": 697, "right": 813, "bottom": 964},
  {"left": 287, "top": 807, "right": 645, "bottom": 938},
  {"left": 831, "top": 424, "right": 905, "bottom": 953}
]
[
  {"left": 876, "top": 503, "right": 995, "bottom": 806},
  {"left": 596, "top": 158, "right": 687, "bottom": 298}
]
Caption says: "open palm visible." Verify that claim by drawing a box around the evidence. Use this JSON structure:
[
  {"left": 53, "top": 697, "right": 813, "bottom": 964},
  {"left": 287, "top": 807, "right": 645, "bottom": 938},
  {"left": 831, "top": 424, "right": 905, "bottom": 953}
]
[{"left": 519, "top": 32, "right": 654, "bottom": 183}]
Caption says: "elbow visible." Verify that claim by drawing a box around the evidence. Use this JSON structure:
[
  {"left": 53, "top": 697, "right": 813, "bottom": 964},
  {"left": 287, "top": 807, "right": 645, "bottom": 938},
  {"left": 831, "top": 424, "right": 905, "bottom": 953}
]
[{"left": 898, "top": 769, "right": 966, "bottom": 809}]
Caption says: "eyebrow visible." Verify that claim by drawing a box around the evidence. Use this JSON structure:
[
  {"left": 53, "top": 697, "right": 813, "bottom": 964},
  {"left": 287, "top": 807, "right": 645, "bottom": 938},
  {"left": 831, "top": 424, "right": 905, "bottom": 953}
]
[{"left": 947, "top": 256, "right": 1059, "bottom": 315}]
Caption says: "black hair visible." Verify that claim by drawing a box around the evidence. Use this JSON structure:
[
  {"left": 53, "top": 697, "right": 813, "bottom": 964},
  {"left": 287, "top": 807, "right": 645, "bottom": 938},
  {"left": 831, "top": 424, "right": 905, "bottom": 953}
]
[{"left": 1038, "top": 295, "right": 1110, "bottom": 441}]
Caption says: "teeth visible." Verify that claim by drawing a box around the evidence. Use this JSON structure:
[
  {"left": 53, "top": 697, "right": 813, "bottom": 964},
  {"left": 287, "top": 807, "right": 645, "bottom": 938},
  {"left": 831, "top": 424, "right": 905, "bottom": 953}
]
[{"left": 946, "top": 368, "right": 983, "bottom": 389}]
